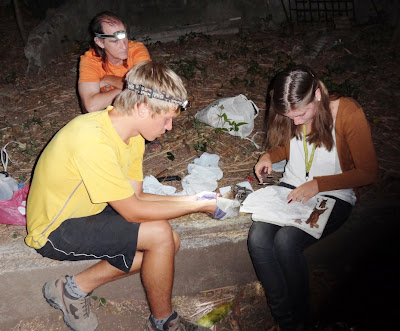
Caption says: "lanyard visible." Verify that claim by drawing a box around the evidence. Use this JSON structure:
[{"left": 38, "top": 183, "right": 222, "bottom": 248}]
[{"left": 302, "top": 124, "right": 316, "bottom": 181}]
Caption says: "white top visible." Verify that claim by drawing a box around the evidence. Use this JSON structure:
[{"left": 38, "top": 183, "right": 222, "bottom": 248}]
[{"left": 281, "top": 122, "right": 356, "bottom": 206}]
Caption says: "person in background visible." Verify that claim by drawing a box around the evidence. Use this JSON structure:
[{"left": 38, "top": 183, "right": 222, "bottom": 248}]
[
  {"left": 26, "top": 61, "right": 240, "bottom": 331},
  {"left": 78, "top": 11, "right": 160, "bottom": 152},
  {"left": 248, "top": 65, "right": 378, "bottom": 331}
]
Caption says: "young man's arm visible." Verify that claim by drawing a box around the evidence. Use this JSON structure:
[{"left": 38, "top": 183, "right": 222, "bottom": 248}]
[
  {"left": 108, "top": 193, "right": 216, "bottom": 223},
  {"left": 129, "top": 180, "right": 205, "bottom": 202},
  {"left": 107, "top": 180, "right": 216, "bottom": 222},
  {"left": 78, "top": 81, "right": 121, "bottom": 112}
]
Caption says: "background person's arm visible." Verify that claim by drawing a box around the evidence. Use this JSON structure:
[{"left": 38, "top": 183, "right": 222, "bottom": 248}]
[
  {"left": 78, "top": 81, "right": 121, "bottom": 112},
  {"left": 100, "top": 75, "right": 124, "bottom": 90}
]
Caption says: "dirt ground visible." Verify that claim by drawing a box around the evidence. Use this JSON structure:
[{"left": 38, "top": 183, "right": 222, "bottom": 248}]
[{"left": 1, "top": 7, "right": 400, "bottom": 331}]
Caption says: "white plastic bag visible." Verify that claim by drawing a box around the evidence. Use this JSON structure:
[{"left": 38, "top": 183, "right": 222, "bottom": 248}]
[
  {"left": 0, "top": 141, "right": 29, "bottom": 226},
  {"left": 0, "top": 173, "right": 19, "bottom": 200},
  {"left": 194, "top": 94, "right": 259, "bottom": 139}
]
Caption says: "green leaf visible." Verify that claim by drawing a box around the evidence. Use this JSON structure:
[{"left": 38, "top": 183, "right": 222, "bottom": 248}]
[
  {"left": 196, "top": 301, "right": 233, "bottom": 327},
  {"left": 99, "top": 297, "right": 106, "bottom": 307},
  {"left": 166, "top": 152, "right": 175, "bottom": 161},
  {"left": 194, "top": 141, "right": 207, "bottom": 152}
]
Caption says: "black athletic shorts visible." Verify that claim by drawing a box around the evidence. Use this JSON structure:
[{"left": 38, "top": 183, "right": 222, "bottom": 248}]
[{"left": 36, "top": 206, "right": 140, "bottom": 273}]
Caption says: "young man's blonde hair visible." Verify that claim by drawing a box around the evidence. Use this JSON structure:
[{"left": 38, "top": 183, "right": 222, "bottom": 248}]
[{"left": 114, "top": 61, "right": 187, "bottom": 116}]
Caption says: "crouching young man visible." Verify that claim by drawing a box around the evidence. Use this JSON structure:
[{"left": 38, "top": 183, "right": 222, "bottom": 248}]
[{"left": 25, "top": 61, "right": 239, "bottom": 331}]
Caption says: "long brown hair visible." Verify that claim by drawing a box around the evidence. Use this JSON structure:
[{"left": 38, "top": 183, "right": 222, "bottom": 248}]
[
  {"left": 89, "top": 11, "right": 128, "bottom": 70},
  {"left": 263, "top": 65, "right": 334, "bottom": 151}
]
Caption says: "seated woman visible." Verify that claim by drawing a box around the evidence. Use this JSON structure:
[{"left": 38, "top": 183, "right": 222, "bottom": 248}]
[{"left": 248, "top": 65, "right": 378, "bottom": 331}]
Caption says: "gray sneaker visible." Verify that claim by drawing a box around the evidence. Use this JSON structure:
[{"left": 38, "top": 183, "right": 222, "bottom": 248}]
[
  {"left": 42, "top": 276, "right": 98, "bottom": 331},
  {"left": 145, "top": 312, "right": 210, "bottom": 330}
]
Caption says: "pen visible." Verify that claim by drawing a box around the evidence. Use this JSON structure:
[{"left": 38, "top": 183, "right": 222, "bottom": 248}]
[{"left": 287, "top": 199, "right": 292, "bottom": 204}]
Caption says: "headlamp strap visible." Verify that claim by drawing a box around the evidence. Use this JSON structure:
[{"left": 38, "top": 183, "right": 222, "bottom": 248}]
[
  {"left": 127, "top": 82, "right": 189, "bottom": 109},
  {"left": 94, "top": 30, "right": 126, "bottom": 40}
]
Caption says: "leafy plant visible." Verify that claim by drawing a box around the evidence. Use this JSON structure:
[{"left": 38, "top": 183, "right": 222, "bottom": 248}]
[
  {"left": 215, "top": 106, "right": 247, "bottom": 133},
  {"left": 217, "top": 40, "right": 231, "bottom": 47},
  {"left": 194, "top": 140, "right": 207, "bottom": 152},
  {"left": 214, "top": 52, "right": 228, "bottom": 60},
  {"left": 229, "top": 76, "right": 249, "bottom": 86},
  {"left": 322, "top": 77, "right": 360, "bottom": 99},
  {"left": 178, "top": 32, "right": 211, "bottom": 45},
  {"left": 142, "top": 35, "right": 152, "bottom": 44},
  {"left": 22, "top": 115, "right": 43, "bottom": 130},
  {"left": 166, "top": 152, "right": 175, "bottom": 161},
  {"left": 174, "top": 59, "right": 198, "bottom": 80},
  {"left": 2, "top": 71, "right": 17, "bottom": 84},
  {"left": 246, "top": 60, "right": 262, "bottom": 76},
  {"left": 192, "top": 118, "right": 206, "bottom": 129},
  {"left": 91, "top": 295, "right": 107, "bottom": 307},
  {"left": 237, "top": 46, "right": 249, "bottom": 56}
]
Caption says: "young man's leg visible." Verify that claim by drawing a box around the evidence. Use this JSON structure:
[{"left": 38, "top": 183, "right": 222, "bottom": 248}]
[
  {"left": 37, "top": 208, "right": 174, "bottom": 330},
  {"left": 136, "top": 220, "right": 177, "bottom": 318},
  {"left": 71, "top": 220, "right": 173, "bottom": 321},
  {"left": 73, "top": 221, "right": 180, "bottom": 294}
]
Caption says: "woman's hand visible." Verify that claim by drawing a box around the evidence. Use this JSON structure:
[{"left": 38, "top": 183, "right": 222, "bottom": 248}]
[
  {"left": 255, "top": 153, "right": 273, "bottom": 183},
  {"left": 287, "top": 179, "right": 319, "bottom": 204}
]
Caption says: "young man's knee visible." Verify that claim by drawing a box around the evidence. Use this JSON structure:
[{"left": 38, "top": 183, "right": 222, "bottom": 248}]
[
  {"left": 149, "top": 220, "right": 176, "bottom": 245},
  {"left": 172, "top": 230, "right": 181, "bottom": 253}
]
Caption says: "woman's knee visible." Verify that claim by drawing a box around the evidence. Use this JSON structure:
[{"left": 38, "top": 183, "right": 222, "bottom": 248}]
[
  {"left": 248, "top": 223, "right": 277, "bottom": 264},
  {"left": 274, "top": 227, "right": 313, "bottom": 255},
  {"left": 248, "top": 222, "right": 274, "bottom": 251}
]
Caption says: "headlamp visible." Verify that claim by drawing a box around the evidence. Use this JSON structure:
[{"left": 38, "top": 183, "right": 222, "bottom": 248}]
[
  {"left": 95, "top": 30, "right": 127, "bottom": 40},
  {"left": 127, "top": 82, "right": 191, "bottom": 110}
]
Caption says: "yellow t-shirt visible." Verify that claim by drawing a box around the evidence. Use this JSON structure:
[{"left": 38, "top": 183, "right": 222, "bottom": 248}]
[{"left": 25, "top": 107, "right": 145, "bottom": 249}]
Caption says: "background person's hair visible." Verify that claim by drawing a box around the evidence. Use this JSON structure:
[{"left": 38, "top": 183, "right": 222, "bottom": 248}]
[
  {"left": 114, "top": 61, "right": 187, "bottom": 115},
  {"left": 89, "top": 11, "right": 128, "bottom": 69},
  {"left": 263, "top": 65, "right": 334, "bottom": 151}
]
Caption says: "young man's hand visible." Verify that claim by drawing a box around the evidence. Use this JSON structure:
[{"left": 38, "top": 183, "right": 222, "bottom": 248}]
[{"left": 195, "top": 191, "right": 218, "bottom": 201}]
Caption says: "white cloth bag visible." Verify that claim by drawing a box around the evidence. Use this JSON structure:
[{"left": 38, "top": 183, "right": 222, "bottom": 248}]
[{"left": 194, "top": 94, "right": 259, "bottom": 139}]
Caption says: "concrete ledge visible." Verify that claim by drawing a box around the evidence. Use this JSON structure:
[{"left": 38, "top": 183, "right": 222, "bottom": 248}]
[
  {"left": 0, "top": 214, "right": 257, "bottom": 329},
  {"left": 2, "top": 199, "right": 399, "bottom": 329}
]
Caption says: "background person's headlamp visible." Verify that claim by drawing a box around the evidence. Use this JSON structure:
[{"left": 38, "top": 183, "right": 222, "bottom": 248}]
[
  {"left": 127, "top": 82, "right": 190, "bottom": 109},
  {"left": 95, "top": 30, "right": 127, "bottom": 40}
]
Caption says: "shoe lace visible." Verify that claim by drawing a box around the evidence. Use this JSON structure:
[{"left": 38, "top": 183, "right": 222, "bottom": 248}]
[{"left": 79, "top": 296, "right": 90, "bottom": 318}]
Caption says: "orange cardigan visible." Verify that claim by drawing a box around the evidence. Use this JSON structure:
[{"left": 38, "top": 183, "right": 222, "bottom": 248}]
[{"left": 268, "top": 97, "right": 378, "bottom": 198}]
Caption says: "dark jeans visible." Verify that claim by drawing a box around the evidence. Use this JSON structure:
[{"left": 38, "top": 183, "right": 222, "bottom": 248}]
[{"left": 247, "top": 183, "right": 352, "bottom": 330}]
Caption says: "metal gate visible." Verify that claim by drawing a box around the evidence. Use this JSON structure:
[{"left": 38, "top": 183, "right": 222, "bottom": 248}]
[{"left": 288, "top": 0, "right": 355, "bottom": 23}]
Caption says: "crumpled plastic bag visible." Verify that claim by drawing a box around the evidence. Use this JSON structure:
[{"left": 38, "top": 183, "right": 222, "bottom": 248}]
[
  {"left": 142, "top": 152, "right": 224, "bottom": 196},
  {"left": 143, "top": 175, "right": 177, "bottom": 195},
  {"left": 0, "top": 185, "right": 29, "bottom": 226},
  {"left": 0, "top": 141, "right": 29, "bottom": 225},
  {"left": 0, "top": 172, "right": 19, "bottom": 200},
  {"left": 182, "top": 153, "right": 223, "bottom": 195},
  {"left": 194, "top": 94, "right": 259, "bottom": 139}
]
